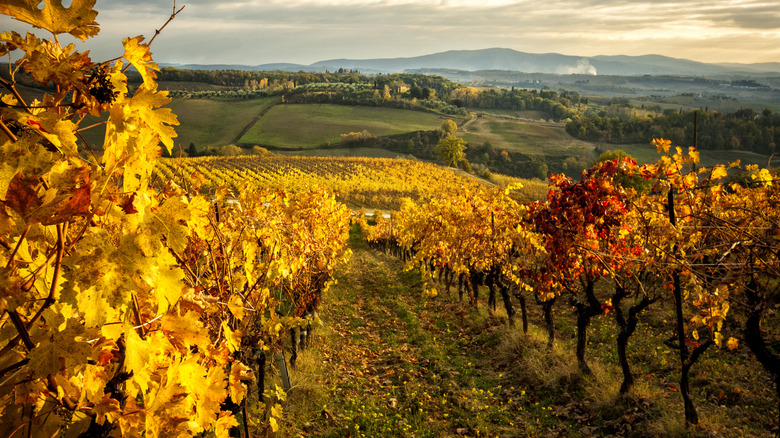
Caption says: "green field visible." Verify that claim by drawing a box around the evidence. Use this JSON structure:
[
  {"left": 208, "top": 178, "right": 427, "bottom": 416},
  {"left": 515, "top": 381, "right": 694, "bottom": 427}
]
[
  {"left": 238, "top": 104, "right": 446, "bottom": 149},
  {"left": 71, "top": 96, "right": 279, "bottom": 152},
  {"left": 167, "top": 96, "right": 278, "bottom": 150},
  {"left": 462, "top": 115, "right": 595, "bottom": 156},
  {"left": 630, "top": 96, "right": 780, "bottom": 114}
]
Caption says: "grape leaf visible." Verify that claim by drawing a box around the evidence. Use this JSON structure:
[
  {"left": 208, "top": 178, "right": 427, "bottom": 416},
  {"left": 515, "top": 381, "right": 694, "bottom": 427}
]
[
  {"left": 75, "top": 284, "right": 118, "bottom": 328},
  {"left": 3, "top": 173, "right": 42, "bottom": 219},
  {"left": 198, "top": 366, "right": 228, "bottom": 427},
  {"left": 127, "top": 85, "right": 178, "bottom": 155},
  {"left": 228, "top": 361, "right": 253, "bottom": 405},
  {"left": 213, "top": 411, "right": 239, "bottom": 438},
  {"left": 27, "top": 319, "right": 92, "bottom": 378},
  {"left": 0, "top": 0, "right": 99, "bottom": 41},
  {"left": 3, "top": 166, "right": 90, "bottom": 225},
  {"left": 222, "top": 321, "right": 241, "bottom": 353},
  {"left": 91, "top": 395, "right": 121, "bottom": 426},
  {"left": 122, "top": 36, "right": 157, "bottom": 88},
  {"left": 159, "top": 311, "right": 210, "bottom": 351},
  {"left": 227, "top": 295, "right": 245, "bottom": 321},
  {"left": 81, "top": 364, "right": 108, "bottom": 405},
  {"left": 124, "top": 322, "right": 155, "bottom": 396}
]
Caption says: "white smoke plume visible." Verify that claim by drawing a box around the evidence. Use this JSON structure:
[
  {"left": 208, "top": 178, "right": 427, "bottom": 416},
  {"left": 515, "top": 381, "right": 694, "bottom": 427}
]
[{"left": 556, "top": 58, "right": 597, "bottom": 75}]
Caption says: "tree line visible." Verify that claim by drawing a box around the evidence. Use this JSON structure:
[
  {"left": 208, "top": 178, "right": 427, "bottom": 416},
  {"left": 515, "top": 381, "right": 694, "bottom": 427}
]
[{"left": 566, "top": 107, "right": 780, "bottom": 155}]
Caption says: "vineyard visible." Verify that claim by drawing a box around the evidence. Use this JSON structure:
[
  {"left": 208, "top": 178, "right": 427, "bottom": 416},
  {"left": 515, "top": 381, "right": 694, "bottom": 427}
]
[
  {"left": 0, "top": 2, "right": 779, "bottom": 438},
  {"left": 353, "top": 141, "right": 780, "bottom": 436},
  {"left": 155, "top": 155, "right": 547, "bottom": 210}
]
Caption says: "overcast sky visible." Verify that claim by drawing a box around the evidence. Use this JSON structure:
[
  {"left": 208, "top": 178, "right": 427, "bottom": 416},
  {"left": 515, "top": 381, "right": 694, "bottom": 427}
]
[{"left": 6, "top": 0, "right": 780, "bottom": 65}]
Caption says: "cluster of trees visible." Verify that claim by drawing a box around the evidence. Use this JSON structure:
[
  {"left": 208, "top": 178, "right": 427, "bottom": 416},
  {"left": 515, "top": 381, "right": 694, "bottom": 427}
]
[
  {"left": 464, "top": 141, "right": 554, "bottom": 180},
  {"left": 567, "top": 108, "right": 780, "bottom": 154},
  {"left": 166, "top": 89, "right": 270, "bottom": 99},
  {"left": 282, "top": 86, "right": 467, "bottom": 116},
  {"left": 163, "top": 143, "right": 269, "bottom": 158},
  {"left": 156, "top": 67, "right": 364, "bottom": 89},
  {"left": 450, "top": 87, "right": 577, "bottom": 120},
  {"left": 155, "top": 68, "right": 461, "bottom": 102}
]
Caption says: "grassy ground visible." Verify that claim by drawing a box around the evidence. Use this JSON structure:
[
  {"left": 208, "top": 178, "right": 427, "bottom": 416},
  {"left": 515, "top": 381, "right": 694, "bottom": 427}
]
[
  {"left": 632, "top": 96, "right": 780, "bottom": 114},
  {"left": 74, "top": 96, "right": 278, "bottom": 152},
  {"left": 239, "top": 104, "right": 445, "bottom": 149},
  {"left": 167, "top": 96, "right": 278, "bottom": 150},
  {"left": 461, "top": 116, "right": 595, "bottom": 157},
  {"left": 274, "top": 227, "right": 778, "bottom": 438}
]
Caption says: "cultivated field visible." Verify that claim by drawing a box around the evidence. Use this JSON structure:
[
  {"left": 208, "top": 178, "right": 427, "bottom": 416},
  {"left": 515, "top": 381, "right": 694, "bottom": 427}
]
[
  {"left": 462, "top": 115, "right": 595, "bottom": 156},
  {"left": 238, "top": 104, "right": 446, "bottom": 149},
  {"left": 167, "top": 96, "right": 279, "bottom": 150}
]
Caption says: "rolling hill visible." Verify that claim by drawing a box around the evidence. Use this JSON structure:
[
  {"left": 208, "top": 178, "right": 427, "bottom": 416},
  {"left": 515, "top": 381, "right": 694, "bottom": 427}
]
[{"left": 162, "top": 48, "right": 780, "bottom": 76}]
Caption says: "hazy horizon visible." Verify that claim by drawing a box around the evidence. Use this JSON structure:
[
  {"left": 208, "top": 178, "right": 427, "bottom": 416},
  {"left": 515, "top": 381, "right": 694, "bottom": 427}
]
[{"left": 4, "top": 0, "right": 780, "bottom": 66}]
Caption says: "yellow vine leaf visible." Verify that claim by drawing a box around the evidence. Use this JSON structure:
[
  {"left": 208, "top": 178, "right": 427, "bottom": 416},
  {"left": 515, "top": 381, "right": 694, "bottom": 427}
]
[
  {"left": 143, "top": 253, "right": 185, "bottom": 314},
  {"left": 81, "top": 364, "right": 108, "bottom": 405},
  {"left": 122, "top": 36, "right": 158, "bottom": 88},
  {"left": 27, "top": 319, "right": 92, "bottom": 378},
  {"left": 213, "top": 411, "right": 239, "bottom": 438},
  {"left": 91, "top": 395, "right": 121, "bottom": 426},
  {"left": 652, "top": 138, "right": 671, "bottom": 154},
  {"left": 0, "top": 0, "right": 99, "bottom": 41},
  {"left": 160, "top": 311, "right": 211, "bottom": 351},
  {"left": 196, "top": 366, "right": 228, "bottom": 428},
  {"left": 751, "top": 168, "right": 773, "bottom": 187},
  {"left": 222, "top": 321, "right": 241, "bottom": 353},
  {"left": 177, "top": 356, "right": 209, "bottom": 405},
  {"left": 186, "top": 195, "right": 211, "bottom": 239},
  {"left": 687, "top": 147, "right": 700, "bottom": 165},
  {"left": 124, "top": 323, "right": 156, "bottom": 396},
  {"left": 228, "top": 361, "right": 253, "bottom": 405},
  {"left": 727, "top": 337, "right": 739, "bottom": 350},
  {"left": 269, "top": 417, "right": 280, "bottom": 433},
  {"left": 125, "top": 84, "right": 178, "bottom": 155},
  {"left": 75, "top": 284, "right": 118, "bottom": 328},
  {"left": 142, "top": 366, "right": 198, "bottom": 438},
  {"left": 710, "top": 165, "right": 728, "bottom": 181},
  {"left": 228, "top": 295, "right": 245, "bottom": 321}
]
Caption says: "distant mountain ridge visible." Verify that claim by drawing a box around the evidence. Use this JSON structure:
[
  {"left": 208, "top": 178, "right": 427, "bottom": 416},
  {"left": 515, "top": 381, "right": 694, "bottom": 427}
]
[{"left": 162, "top": 48, "right": 780, "bottom": 76}]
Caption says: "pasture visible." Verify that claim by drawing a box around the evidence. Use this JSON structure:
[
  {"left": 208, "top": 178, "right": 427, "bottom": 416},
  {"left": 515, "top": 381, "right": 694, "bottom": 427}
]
[
  {"left": 462, "top": 115, "right": 596, "bottom": 156},
  {"left": 238, "top": 104, "right": 446, "bottom": 149},
  {"left": 167, "top": 96, "right": 278, "bottom": 150}
]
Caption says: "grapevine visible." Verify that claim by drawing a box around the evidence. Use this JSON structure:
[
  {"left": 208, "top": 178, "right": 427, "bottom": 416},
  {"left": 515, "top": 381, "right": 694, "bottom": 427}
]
[{"left": 0, "top": 3, "right": 351, "bottom": 437}]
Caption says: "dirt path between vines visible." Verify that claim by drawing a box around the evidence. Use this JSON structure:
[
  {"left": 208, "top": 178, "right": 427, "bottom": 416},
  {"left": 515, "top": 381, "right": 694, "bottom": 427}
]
[{"left": 283, "top": 231, "right": 542, "bottom": 437}]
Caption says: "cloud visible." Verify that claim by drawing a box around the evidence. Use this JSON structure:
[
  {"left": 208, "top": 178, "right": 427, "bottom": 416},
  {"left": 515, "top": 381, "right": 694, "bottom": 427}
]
[{"left": 3, "top": 0, "right": 779, "bottom": 64}]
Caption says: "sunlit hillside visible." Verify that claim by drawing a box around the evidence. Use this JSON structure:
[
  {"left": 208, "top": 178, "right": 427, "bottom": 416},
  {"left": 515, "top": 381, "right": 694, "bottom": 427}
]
[{"left": 156, "top": 155, "right": 548, "bottom": 209}]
